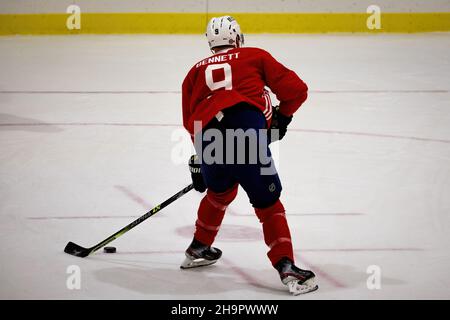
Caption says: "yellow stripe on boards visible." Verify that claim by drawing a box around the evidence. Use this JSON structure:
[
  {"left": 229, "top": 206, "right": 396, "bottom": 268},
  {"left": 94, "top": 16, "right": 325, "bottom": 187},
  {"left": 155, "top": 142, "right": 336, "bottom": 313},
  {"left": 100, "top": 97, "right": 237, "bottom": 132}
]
[
  {"left": 228, "top": 13, "right": 450, "bottom": 33},
  {"left": 1, "top": 12, "right": 449, "bottom": 35},
  {"left": 0, "top": 13, "right": 205, "bottom": 35}
]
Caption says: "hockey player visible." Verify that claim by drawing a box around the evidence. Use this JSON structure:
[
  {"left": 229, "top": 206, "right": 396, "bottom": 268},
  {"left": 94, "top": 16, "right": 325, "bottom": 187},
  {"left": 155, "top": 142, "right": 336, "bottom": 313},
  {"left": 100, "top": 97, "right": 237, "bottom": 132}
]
[{"left": 180, "top": 16, "right": 318, "bottom": 295}]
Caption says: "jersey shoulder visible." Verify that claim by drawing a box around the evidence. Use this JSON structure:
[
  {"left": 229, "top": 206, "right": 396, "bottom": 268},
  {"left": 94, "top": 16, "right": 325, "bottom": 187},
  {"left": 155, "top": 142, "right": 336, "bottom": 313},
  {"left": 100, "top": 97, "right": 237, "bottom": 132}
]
[
  {"left": 239, "top": 47, "right": 269, "bottom": 54},
  {"left": 233, "top": 47, "right": 271, "bottom": 59}
]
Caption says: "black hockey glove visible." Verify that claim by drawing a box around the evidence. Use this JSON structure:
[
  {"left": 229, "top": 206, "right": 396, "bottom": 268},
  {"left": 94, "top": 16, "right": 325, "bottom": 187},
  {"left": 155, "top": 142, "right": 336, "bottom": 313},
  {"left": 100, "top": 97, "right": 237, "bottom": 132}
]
[
  {"left": 189, "top": 155, "right": 207, "bottom": 193},
  {"left": 269, "top": 106, "right": 293, "bottom": 143}
]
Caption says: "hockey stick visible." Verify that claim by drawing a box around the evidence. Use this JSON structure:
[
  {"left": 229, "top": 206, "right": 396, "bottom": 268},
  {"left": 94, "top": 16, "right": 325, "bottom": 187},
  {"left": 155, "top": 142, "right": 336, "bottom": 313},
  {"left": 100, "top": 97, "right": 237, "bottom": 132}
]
[{"left": 64, "top": 184, "right": 194, "bottom": 257}]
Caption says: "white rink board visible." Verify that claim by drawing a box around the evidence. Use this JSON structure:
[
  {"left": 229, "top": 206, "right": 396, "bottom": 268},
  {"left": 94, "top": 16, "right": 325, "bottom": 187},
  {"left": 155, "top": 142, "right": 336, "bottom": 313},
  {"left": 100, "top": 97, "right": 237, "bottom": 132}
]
[{"left": 0, "top": 34, "right": 449, "bottom": 299}]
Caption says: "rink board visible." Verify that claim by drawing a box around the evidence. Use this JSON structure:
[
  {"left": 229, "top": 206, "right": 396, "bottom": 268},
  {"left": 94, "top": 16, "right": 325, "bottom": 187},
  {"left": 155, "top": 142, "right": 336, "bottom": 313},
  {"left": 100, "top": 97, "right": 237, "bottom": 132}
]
[{"left": 1, "top": 12, "right": 450, "bottom": 35}]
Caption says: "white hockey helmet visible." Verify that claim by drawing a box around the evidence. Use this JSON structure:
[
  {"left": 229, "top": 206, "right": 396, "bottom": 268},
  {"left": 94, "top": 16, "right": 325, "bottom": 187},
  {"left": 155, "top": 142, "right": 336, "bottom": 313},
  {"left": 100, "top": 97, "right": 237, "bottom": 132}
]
[{"left": 206, "top": 16, "right": 244, "bottom": 50}]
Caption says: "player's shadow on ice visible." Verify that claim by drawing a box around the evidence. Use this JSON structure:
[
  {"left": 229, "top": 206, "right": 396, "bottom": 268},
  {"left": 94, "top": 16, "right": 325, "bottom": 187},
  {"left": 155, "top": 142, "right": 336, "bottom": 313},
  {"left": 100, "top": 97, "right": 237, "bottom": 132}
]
[
  {"left": 93, "top": 264, "right": 287, "bottom": 296},
  {"left": 0, "top": 113, "right": 63, "bottom": 132}
]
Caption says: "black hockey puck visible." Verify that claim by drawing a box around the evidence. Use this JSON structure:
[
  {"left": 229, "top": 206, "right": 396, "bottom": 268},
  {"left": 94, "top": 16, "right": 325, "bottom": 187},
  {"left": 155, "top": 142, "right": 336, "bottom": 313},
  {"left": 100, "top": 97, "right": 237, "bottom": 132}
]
[{"left": 103, "top": 246, "right": 116, "bottom": 253}]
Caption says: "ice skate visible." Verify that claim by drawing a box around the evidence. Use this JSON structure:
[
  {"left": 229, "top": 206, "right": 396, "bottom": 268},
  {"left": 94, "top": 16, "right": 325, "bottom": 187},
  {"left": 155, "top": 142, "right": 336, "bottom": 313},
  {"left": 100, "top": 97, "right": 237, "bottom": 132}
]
[
  {"left": 275, "top": 257, "right": 318, "bottom": 295},
  {"left": 180, "top": 239, "right": 222, "bottom": 269}
]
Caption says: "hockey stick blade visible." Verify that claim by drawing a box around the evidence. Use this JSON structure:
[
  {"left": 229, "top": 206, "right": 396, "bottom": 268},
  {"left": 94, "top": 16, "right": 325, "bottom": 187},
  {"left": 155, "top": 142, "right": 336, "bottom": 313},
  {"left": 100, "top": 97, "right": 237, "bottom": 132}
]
[
  {"left": 64, "top": 241, "right": 91, "bottom": 257},
  {"left": 64, "top": 184, "right": 194, "bottom": 258}
]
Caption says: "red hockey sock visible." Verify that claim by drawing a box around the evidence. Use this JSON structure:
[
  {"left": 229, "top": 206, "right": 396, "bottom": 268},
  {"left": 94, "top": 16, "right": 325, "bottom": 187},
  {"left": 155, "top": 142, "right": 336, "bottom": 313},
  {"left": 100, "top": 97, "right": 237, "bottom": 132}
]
[
  {"left": 194, "top": 185, "right": 238, "bottom": 246},
  {"left": 254, "top": 199, "right": 294, "bottom": 266}
]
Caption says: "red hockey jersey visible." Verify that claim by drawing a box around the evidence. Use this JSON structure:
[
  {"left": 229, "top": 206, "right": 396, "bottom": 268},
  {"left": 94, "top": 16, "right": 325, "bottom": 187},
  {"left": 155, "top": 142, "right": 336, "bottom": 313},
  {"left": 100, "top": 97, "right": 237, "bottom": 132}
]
[{"left": 182, "top": 47, "right": 308, "bottom": 136}]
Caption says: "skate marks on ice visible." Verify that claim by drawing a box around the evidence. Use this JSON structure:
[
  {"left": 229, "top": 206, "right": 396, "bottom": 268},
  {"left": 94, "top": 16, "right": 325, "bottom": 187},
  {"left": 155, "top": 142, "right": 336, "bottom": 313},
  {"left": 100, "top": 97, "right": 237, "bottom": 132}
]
[
  {"left": 1, "top": 118, "right": 449, "bottom": 144},
  {"left": 192, "top": 191, "right": 366, "bottom": 218},
  {"left": 175, "top": 224, "right": 263, "bottom": 242},
  {"left": 289, "top": 128, "right": 450, "bottom": 145},
  {"left": 221, "top": 257, "right": 287, "bottom": 294},
  {"left": 28, "top": 214, "right": 141, "bottom": 220},
  {"left": 0, "top": 113, "right": 63, "bottom": 133},
  {"left": 113, "top": 185, "right": 159, "bottom": 215},
  {"left": 91, "top": 252, "right": 285, "bottom": 296},
  {"left": 295, "top": 252, "right": 406, "bottom": 292},
  {"left": 90, "top": 247, "right": 411, "bottom": 296},
  {"left": 2, "top": 89, "right": 448, "bottom": 94},
  {"left": 228, "top": 208, "right": 365, "bottom": 217},
  {"left": 27, "top": 184, "right": 155, "bottom": 220},
  {"left": 91, "top": 246, "right": 405, "bottom": 296}
]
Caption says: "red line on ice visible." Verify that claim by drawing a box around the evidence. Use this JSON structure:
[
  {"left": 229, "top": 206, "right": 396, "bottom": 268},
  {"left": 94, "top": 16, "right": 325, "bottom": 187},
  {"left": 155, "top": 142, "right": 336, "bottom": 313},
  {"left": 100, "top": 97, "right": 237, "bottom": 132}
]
[
  {"left": 27, "top": 215, "right": 139, "bottom": 220},
  {"left": 1, "top": 89, "right": 449, "bottom": 94},
  {"left": 228, "top": 208, "right": 364, "bottom": 217},
  {"left": 221, "top": 257, "right": 279, "bottom": 291},
  {"left": 295, "top": 252, "right": 347, "bottom": 288},
  {"left": 114, "top": 185, "right": 153, "bottom": 210},
  {"left": 301, "top": 247, "right": 423, "bottom": 252}
]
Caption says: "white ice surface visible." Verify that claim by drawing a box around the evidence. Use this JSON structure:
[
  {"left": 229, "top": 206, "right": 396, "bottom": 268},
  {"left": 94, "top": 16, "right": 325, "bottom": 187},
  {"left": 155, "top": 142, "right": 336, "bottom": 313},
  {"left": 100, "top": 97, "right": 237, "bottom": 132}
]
[{"left": 0, "top": 34, "right": 449, "bottom": 299}]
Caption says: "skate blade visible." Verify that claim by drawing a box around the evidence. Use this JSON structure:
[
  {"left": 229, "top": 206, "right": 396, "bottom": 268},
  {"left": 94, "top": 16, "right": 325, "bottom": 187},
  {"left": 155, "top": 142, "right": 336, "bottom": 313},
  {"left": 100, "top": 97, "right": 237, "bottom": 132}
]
[
  {"left": 287, "top": 278, "right": 319, "bottom": 295},
  {"left": 180, "top": 256, "right": 218, "bottom": 269}
]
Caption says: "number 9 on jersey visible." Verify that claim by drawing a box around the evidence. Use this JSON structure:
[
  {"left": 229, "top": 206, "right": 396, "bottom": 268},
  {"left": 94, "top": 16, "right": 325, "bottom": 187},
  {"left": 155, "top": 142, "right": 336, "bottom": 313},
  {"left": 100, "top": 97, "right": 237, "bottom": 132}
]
[{"left": 205, "top": 63, "right": 233, "bottom": 91}]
